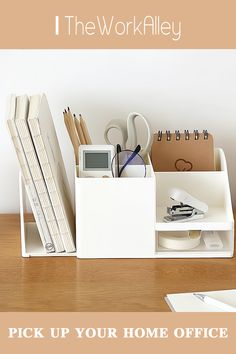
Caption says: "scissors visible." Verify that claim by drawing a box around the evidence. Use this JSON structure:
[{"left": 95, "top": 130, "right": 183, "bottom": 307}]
[{"left": 104, "top": 112, "right": 152, "bottom": 158}]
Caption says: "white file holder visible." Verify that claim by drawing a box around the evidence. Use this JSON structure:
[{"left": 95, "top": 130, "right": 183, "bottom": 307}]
[
  {"left": 75, "top": 159, "right": 156, "bottom": 258},
  {"left": 19, "top": 173, "right": 75, "bottom": 257}
]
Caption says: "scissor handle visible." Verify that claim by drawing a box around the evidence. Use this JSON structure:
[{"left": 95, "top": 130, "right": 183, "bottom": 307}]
[
  {"left": 126, "top": 112, "right": 152, "bottom": 158},
  {"left": 104, "top": 119, "right": 128, "bottom": 149}
]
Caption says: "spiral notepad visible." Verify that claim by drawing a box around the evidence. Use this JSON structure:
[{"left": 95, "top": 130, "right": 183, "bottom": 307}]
[{"left": 151, "top": 130, "right": 215, "bottom": 171}]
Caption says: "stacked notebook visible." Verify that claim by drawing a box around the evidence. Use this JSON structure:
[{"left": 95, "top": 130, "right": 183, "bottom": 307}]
[
  {"left": 7, "top": 94, "right": 75, "bottom": 254},
  {"left": 165, "top": 289, "right": 236, "bottom": 312}
]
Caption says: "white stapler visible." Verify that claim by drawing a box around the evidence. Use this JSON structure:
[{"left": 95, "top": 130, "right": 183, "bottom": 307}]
[{"left": 164, "top": 188, "right": 208, "bottom": 223}]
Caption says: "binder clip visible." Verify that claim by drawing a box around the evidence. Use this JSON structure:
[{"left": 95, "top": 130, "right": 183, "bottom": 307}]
[{"left": 164, "top": 188, "right": 208, "bottom": 223}]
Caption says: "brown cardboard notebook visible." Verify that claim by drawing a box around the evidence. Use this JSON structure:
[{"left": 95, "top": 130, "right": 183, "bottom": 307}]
[{"left": 151, "top": 130, "right": 215, "bottom": 171}]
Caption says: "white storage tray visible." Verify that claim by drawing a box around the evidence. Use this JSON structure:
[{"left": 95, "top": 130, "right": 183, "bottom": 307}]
[{"left": 155, "top": 148, "right": 234, "bottom": 258}]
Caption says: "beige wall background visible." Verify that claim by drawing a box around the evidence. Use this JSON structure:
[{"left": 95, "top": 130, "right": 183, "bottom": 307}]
[{"left": 0, "top": 49, "right": 236, "bottom": 212}]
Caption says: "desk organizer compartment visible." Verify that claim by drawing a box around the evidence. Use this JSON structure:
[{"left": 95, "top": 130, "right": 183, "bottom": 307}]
[
  {"left": 156, "top": 230, "right": 233, "bottom": 257},
  {"left": 19, "top": 173, "right": 75, "bottom": 257},
  {"left": 155, "top": 149, "right": 234, "bottom": 258},
  {"left": 75, "top": 161, "right": 156, "bottom": 258}
]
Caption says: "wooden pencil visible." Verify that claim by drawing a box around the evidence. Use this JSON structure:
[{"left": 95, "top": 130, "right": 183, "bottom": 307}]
[
  {"left": 73, "top": 114, "right": 87, "bottom": 145},
  {"left": 79, "top": 114, "right": 92, "bottom": 145},
  {"left": 63, "top": 108, "right": 80, "bottom": 165}
]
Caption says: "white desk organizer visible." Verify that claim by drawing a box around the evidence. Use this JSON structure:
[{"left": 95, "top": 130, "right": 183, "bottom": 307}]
[
  {"left": 76, "top": 148, "right": 234, "bottom": 258},
  {"left": 19, "top": 173, "right": 75, "bottom": 257},
  {"left": 19, "top": 148, "right": 234, "bottom": 258}
]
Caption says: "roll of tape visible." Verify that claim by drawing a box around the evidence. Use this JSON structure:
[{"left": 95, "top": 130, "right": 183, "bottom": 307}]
[{"left": 159, "top": 231, "right": 201, "bottom": 250}]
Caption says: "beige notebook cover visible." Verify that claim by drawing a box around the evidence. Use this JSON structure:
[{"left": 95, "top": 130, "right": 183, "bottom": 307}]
[
  {"left": 14, "top": 95, "right": 64, "bottom": 253},
  {"left": 151, "top": 130, "right": 215, "bottom": 172},
  {"left": 28, "top": 94, "right": 75, "bottom": 253},
  {"left": 7, "top": 95, "right": 55, "bottom": 253}
]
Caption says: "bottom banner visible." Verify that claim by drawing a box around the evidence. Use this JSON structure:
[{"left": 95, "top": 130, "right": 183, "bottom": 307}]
[{"left": 0, "top": 312, "right": 235, "bottom": 353}]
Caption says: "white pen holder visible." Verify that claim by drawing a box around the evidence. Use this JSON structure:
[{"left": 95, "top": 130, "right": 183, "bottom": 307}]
[{"left": 75, "top": 157, "right": 156, "bottom": 258}]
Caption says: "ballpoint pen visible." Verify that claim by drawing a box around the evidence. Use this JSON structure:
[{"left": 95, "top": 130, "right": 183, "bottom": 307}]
[{"left": 193, "top": 293, "right": 236, "bottom": 312}]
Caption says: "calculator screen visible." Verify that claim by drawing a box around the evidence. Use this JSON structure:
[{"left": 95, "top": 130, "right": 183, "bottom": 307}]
[{"left": 84, "top": 152, "right": 110, "bottom": 170}]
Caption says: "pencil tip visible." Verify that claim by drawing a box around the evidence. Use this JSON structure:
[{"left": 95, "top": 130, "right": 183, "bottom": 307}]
[
  {"left": 73, "top": 113, "right": 76, "bottom": 118},
  {"left": 68, "top": 106, "right": 70, "bottom": 111},
  {"left": 79, "top": 114, "right": 82, "bottom": 118}
]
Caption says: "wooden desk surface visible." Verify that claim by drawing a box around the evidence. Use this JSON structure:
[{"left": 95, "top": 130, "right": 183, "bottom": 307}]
[{"left": 0, "top": 214, "right": 236, "bottom": 312}]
